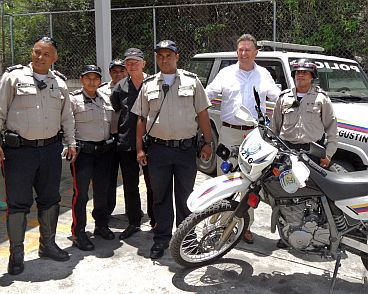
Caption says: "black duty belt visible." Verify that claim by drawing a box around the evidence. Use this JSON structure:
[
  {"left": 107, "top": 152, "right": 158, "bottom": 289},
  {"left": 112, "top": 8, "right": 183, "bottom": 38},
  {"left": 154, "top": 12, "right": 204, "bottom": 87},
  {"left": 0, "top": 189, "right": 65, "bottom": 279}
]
[
  {"left": 286, "top": 142, "right": 310, "bottom": 151},
  {"left": 77, "top": 138, "right": 114, "bottom": 154},
  {"left": 286, "top": 136, "right": 325, "bottom": 152},
  {"left": 148, "top": 135, "right": 195, "bottom": 149},
  {"left": 20, "top": 134, "right": 59, "bottom": 147},
  {"left": 222, "top": 122, "right": 254, "bottom": 131}
]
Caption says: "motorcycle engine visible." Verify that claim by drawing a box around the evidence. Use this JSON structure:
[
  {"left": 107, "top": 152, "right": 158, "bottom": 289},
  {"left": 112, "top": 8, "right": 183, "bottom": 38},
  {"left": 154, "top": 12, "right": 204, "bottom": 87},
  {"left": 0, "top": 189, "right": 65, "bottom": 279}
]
[{"left": 278, "top": 198, "right": 330, "bottom": 250}]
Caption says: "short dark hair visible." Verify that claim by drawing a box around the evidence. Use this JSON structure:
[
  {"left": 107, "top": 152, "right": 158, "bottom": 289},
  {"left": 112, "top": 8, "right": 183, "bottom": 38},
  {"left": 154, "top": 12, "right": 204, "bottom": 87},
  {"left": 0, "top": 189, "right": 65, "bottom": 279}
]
[
  {"left": 35, "top": 36, "right": 58, "bottom": 50},
  {"left": 236, "top": 34, "right": 257, "bottom": 49}
]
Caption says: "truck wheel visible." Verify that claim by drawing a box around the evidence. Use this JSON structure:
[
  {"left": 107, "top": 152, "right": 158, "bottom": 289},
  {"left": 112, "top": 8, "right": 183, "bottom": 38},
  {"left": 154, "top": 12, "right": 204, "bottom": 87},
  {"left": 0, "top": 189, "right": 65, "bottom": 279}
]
[{"left": 196, "top": 126, "right": 218, "bottom": 175}]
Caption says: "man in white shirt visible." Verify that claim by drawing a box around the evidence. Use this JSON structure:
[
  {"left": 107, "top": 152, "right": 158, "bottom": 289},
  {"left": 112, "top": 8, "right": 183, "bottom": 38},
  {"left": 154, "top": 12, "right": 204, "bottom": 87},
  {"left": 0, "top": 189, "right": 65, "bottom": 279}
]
[{"left": 205, "top": 33, "right": 281, "bottom": 244}]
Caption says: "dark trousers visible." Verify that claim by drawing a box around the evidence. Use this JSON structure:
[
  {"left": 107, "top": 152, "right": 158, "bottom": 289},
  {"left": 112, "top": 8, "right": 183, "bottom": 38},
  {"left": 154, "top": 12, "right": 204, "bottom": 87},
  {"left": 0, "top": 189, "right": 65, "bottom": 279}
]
[
  {"left": 118, "top": 150, "right": 154, "bottom": 227},
  {"left": 107, "top": 144, "right": 119, "bottom": 215},
  {"left": 4, "top": 142, "right": 63, "bottom": 214},
  {"left": 148, "top": 143, "right": 197, "bottom": 245},
  {"left": 71, "top": 150, "right": 112, "bottom": 236}
]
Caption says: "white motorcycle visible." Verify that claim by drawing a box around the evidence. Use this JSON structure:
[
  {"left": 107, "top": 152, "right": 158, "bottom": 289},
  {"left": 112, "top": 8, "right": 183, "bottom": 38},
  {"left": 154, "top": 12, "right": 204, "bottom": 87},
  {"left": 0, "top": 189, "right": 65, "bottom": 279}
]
[{"left": 169, "top": 105, "right": 368, "bottom": 292}]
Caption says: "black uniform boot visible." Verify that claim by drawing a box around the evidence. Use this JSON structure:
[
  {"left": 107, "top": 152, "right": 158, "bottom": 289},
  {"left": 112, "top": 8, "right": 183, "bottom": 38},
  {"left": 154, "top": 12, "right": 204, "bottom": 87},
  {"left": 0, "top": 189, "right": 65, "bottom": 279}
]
[
  {"left": 38, "top": 204, "right": 70, "bottom": 261},
  {"left": 7, "top": 213, "right": 26, "bottom": 275}
]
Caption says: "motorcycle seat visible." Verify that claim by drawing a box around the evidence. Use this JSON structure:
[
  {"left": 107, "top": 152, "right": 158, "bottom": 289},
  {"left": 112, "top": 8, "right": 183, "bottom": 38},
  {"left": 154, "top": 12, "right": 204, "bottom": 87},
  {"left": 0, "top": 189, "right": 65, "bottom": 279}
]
[{"left": 308, "top": 162, "right": 368, "bottom": 201}]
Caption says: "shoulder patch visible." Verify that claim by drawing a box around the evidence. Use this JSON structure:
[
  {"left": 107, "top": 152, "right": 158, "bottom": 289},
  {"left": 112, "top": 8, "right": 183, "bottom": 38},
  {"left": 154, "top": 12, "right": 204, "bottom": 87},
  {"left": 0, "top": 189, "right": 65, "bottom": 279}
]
[
  {"left": 6, "top": 64, "right": 23, "bottom": 73},
  {"left": 182, "top": 69, "right": 197, "bottom": 78},
  {"left": 279, "top": 88, "right": 292, "bottom": 97},
  {"left": 70, "top": 89, "right": 83, "bottom": 96},
  {"left": 98, "top": 82, "right": 108, "bottom": 88},
  {"left": 54, "top": 70, "right": 67, "bottom": 81},
  {"left": 143, "top": 75, "right": 155, "bottom": 83},
  {"left": 316, "top": 86, "right": 327, "bottom": 96}
]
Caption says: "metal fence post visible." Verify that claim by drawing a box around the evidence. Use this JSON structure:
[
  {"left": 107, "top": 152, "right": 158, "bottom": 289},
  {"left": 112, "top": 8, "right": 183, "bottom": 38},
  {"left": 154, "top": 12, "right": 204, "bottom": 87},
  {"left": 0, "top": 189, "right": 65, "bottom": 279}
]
[
  {"left": 153, "top": 6, "right": 157, "bottom": 73},
  {"left": 10, "top": 15, "right": 13, "bottom": 64}
]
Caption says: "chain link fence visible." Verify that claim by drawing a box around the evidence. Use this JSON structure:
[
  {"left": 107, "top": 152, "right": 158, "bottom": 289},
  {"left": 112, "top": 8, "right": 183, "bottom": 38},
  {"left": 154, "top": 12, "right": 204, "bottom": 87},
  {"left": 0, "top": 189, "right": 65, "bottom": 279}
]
[{"left": 1, "top": 0, "right": 367, "bottom": 79}]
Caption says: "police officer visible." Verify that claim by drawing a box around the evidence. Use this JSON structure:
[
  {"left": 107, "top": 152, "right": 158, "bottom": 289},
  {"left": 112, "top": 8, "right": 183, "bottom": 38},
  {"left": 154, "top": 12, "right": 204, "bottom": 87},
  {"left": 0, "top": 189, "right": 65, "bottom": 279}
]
[
  {"left": 110, "top": 48, "right": 155, "bottom": 240},
  {"left": 0, "top": 36, "right": 76, "bottom": 275},
  {"left": 271, "top": 59, "right": 338, "bottom": 248},
  {"left": 132, "top": 40, "right": 213, "bottom": 259},
  {"left": 70, "top": 65, "right": 115, "bottom": 251},
  {"left": 97, "top": 59, "right": 128, "bottom": 217}
]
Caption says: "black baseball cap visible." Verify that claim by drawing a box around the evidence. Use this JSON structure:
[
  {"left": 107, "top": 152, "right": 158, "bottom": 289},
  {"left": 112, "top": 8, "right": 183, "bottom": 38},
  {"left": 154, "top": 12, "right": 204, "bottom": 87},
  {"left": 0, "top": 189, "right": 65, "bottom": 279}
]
[
  {"left": 80, "top": 65, "right": 102, "bottom": 77},
  {"left": 109, "top": 59, "right": 125, "bottom": 70},
  {"left": 154, "top": 40, "right": 178, "bottom": 53},
  {"left": 123, "top": 48, "right": 144, "bottom": 62}
]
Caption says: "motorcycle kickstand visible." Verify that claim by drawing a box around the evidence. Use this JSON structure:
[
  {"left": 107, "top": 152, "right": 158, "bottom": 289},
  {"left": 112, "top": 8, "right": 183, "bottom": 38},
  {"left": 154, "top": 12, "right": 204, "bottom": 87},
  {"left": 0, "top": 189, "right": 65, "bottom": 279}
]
[{"left": 329, "top": 254, "right": 341, "bottom": 294}]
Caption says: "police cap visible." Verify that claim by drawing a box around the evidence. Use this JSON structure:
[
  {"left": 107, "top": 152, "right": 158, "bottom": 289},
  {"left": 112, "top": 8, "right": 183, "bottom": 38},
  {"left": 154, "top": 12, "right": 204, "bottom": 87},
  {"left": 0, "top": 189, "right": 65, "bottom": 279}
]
[
  {"left": 80, "top": 65, "right": 102, "bottom": 77},
  {"left": 109, "top": 59, "right": 125, "bottom": 71},
  {"left": 123, "top": 48, "right": 144, "bottom": 62},
  {"left": 154, "top": 40, "right": 178, "bottom": 53}
]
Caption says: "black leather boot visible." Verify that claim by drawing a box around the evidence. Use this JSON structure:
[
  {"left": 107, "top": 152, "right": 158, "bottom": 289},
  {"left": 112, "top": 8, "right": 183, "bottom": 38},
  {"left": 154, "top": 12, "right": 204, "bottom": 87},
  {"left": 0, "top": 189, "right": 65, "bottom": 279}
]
[
  {"left": 7, "top": 213, "right": 26, "bottom": 275},
  {"left": 38, "top": 204, "right": 70, "bottom": 261}
]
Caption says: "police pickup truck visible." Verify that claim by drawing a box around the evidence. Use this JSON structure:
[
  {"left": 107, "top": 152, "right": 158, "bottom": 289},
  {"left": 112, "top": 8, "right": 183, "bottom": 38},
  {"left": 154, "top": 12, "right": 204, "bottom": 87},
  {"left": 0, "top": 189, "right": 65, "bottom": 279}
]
[{"left": 191, "top": 41, "right": 368, "bottom": 174}]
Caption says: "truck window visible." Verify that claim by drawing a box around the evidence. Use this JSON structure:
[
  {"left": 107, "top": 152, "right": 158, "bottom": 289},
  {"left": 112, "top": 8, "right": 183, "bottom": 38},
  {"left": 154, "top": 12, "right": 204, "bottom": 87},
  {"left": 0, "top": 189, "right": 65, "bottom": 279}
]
[
  {"left": 219, "top": 59, "right": 288, "bottom": 90},
  {"left": 256, "top": 60, "right": 288, "bottom": 90},
  {"left": 188, "top": 59, "right": 214, "bottom": 87}
]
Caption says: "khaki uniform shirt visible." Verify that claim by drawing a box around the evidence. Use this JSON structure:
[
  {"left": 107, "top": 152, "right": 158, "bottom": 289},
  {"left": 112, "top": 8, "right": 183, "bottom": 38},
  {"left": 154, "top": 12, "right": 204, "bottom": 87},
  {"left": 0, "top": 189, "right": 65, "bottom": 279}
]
[
  {"left": 0, "top": 63, "right": 76, "bottom": 146},
  {"left": 98, "top": 81, "right": 120, "bottom": 134},
  {"left": 131, "top": 69, "right": 211, "bottom": 140},
  {"left": 70, "top": 88, "right": 114, "bottom": 142},
  {"left": 271, "top": 85, "right": 338, "bottom": 157}
]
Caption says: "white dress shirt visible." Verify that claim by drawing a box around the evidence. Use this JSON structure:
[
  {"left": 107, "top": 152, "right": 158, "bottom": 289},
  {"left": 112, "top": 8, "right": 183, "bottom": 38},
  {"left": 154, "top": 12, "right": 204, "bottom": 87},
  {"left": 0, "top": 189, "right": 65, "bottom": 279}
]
[{"left": 205, "top": 62, "right": 281, "bottom": 124}]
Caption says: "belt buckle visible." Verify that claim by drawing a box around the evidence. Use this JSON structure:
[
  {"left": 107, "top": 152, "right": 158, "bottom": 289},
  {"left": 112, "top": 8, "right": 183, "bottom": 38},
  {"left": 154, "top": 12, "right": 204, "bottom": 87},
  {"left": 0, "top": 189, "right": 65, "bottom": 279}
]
[
  {"left": 37, "top": 139, "right": 45, "bottom": 147},
  {"left": 172, "top": 140, "right": 180, "bottom": 148}
]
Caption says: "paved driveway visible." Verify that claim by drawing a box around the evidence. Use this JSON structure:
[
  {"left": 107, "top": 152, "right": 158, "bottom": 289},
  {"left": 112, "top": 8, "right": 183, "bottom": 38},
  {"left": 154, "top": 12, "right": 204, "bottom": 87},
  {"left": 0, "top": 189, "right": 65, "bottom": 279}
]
[{"left": 0, "top": 165, "right": 367, "bottom": 293}]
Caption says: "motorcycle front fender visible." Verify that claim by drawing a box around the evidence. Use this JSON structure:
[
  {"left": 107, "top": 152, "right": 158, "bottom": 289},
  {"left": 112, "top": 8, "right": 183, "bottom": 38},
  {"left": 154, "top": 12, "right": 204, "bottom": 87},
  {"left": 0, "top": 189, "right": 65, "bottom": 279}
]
[{"left": 187, "top": 172, "right": 251, "bottom": 213}]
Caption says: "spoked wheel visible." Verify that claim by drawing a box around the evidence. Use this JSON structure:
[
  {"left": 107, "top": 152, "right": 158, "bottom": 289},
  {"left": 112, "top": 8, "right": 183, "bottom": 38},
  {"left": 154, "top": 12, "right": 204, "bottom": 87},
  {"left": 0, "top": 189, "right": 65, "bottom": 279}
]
[{"left": 169, "top": 200, "right": 249, "bottom": 267}]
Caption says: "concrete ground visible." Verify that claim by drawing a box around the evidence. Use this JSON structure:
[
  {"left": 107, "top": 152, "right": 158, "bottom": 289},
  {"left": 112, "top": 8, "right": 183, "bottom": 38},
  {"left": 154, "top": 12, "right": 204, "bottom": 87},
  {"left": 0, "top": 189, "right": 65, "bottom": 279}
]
[{"left": 0, "top": 163, "right": 367, "bottom": 294}]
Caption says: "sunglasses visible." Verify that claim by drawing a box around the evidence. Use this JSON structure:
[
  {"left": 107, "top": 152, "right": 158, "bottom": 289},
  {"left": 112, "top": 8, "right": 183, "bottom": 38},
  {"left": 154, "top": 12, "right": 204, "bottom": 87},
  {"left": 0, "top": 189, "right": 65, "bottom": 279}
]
[{"left": 35, "top": 36, "right": 58, "bottom": 49}]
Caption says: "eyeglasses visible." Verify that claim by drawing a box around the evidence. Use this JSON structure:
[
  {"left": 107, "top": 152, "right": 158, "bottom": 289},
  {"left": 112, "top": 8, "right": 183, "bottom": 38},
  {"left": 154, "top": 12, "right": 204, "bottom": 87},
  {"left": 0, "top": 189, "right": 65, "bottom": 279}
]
[{"left": 35, "top": 36, "right": 58, "bottom": 49}]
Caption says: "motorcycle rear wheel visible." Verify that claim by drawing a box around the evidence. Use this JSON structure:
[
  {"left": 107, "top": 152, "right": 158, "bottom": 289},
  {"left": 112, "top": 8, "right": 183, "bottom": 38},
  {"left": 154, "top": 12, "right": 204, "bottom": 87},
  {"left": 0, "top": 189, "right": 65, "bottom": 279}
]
[{"left": 169, "top": 199, "right": 249, "bottom": 267}]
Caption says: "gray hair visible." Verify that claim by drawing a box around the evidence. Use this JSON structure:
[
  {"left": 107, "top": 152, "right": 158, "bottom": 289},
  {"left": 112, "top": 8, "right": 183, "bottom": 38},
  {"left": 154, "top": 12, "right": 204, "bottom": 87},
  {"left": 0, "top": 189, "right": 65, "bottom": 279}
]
[{"left": 236, "top": 34, "right": 257, "bottom": 49}]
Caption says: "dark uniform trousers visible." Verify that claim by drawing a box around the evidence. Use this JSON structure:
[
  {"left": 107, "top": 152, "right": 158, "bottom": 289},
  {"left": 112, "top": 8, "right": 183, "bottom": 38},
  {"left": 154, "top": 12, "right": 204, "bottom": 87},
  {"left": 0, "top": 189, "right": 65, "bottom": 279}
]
[
  {"left": 107, "top": 140, "right": 155, "bottom": 225},
  {"left": 4, "top": 141, "right": 63, "bottom": 213},
  {"left": 117, "top": 150, "right": 154, "bottom": 227},
  {"left": 106, "top": 140, "right": 119, "bottom": 215},
  {"left": 71, "top": 149, "right": 113, "bottom": 235},
  {"left": 148, "top": 143, "right": 197, "bottom": 245}
]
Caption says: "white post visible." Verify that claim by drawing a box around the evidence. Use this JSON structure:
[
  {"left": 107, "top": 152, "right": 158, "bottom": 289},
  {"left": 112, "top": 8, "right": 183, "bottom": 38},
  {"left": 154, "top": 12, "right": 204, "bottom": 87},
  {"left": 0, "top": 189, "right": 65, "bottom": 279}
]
[{"left": 94, "top": 0, "right": 111, "bottom": 82}]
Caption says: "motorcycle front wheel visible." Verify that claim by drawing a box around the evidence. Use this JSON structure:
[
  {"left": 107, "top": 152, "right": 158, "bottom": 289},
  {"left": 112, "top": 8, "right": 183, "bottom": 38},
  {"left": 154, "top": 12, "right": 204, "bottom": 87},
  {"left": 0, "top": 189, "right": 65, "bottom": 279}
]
[{"left": 169, "top": 199, "right": 249, "bottom": 267}]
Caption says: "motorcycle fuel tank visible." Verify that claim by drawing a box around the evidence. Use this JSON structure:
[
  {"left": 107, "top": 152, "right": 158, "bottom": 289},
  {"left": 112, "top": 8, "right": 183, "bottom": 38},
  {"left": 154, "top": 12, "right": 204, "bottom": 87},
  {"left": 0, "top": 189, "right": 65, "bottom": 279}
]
[{"left": 187, "top": 172, "right": 251, "bottom": 213}]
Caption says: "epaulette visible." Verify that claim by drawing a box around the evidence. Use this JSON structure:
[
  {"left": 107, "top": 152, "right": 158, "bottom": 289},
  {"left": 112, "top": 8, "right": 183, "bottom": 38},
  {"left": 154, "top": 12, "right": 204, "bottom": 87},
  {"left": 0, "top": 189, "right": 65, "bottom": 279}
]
[
  {"left": 98, "top": 82, "right": 108, "bottom": 88},
  {"left": 6, "top": 64, "right": 23, "bottom": 73},
  {"left": 54, "top": 70, "right": 67, "bottom": 81},
  {"left": 316, "top": 86, "right": 327, "bottom": 96},
  {"left": 279, "top": 88, "right": 292, "bottom": 97},
  {"left": 70, "top": 89, "right": 83, "bottom": 96},
  {"left": 142, "top": 75, "right": 155, "bottom": 83},
  {"left": 182, "top": 69, "right": 197, "bottom": 78}
]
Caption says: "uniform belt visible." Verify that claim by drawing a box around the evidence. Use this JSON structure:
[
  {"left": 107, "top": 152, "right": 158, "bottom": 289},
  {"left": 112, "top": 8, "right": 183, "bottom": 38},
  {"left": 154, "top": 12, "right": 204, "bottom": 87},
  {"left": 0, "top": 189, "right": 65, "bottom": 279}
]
[
  {"left": 77, "top": 138, "right": 114, "bottom": 154},
  {"left": 20, "top": 134, "right": 59, "bottom": 147},
  {"left": 222, "top": 122, "right": 254, "bottom": 131},
  {"left": 149, "top": 135, "right": 195, "bottom": 148},
  {"left": 286, "top": 142, "right": 310, "bottom": 151}
]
